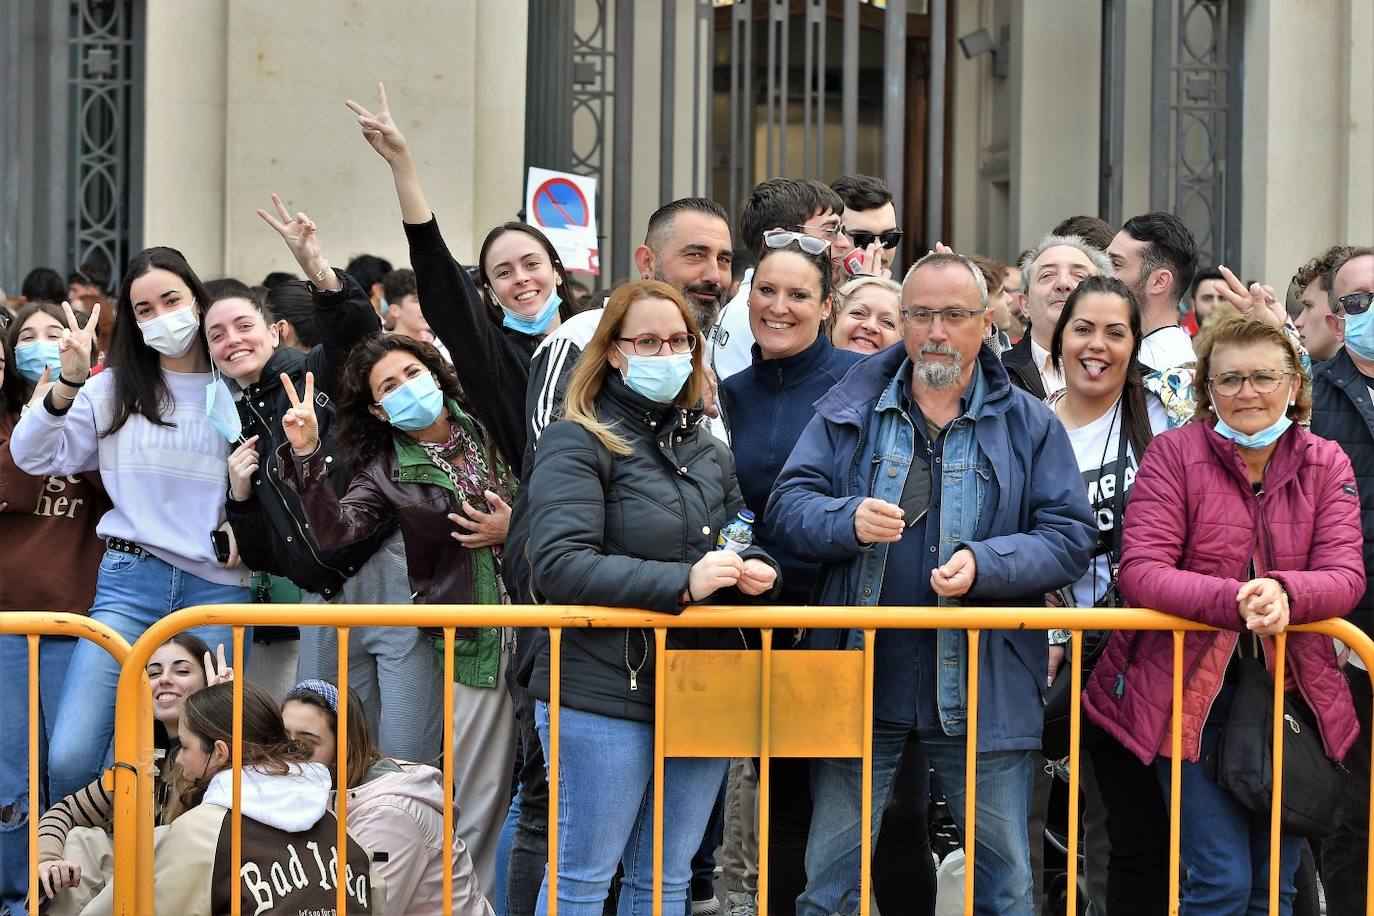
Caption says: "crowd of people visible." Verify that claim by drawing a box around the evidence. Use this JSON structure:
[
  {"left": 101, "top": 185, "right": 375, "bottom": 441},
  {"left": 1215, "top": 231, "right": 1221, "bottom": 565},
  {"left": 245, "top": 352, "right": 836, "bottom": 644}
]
[{"left": 1, "top": 80, "right": 1373, "bottom": 916}]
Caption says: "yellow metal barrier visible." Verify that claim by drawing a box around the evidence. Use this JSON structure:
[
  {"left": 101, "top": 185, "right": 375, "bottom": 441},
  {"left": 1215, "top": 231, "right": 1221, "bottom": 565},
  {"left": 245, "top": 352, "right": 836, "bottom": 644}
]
[
  {"left": 103, "top": 604, "right": 1374, "bottom": 916},
  {"left": 0, "top": 612, "right": 135, "bottom": 916}
]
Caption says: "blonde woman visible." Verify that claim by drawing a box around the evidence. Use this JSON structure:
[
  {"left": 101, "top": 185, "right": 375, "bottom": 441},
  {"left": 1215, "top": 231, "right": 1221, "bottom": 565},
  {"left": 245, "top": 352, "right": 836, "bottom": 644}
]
[
  {"left": 519, "top": 280, "right": 780, "bottom": 916},
  {"left": 828, "top": 274, "right": 902, "bottom": 354}
]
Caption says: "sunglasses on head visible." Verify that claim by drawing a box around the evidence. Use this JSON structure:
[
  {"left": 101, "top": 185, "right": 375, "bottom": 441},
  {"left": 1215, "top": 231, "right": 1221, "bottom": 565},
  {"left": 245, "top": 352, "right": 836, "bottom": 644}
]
[
  {"left": 843, "top": 227, "right": 903, "bottom": 250},
  {"left": 763, "top": 230, "right": 831, "bottom": 257},
  {"left": 1338, "top": 291, "right": 1374, "bottom": 317}
]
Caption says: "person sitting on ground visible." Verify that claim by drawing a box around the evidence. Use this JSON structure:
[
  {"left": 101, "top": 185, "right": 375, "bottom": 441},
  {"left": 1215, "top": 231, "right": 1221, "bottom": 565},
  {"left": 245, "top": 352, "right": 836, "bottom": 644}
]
[
  {"left": 284, "top": 679, "right": 495, "bottom": 916},
  {"left": 37, "top": 635, "right": 229, "bottom": 908}
]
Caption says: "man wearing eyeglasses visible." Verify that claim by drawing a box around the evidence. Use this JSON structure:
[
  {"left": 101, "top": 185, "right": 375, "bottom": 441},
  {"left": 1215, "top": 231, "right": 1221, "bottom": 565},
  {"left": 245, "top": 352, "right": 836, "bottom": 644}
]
[
  {"left": 832, "top": 174, "right": 902, "bottom": 276},
  {"left": 1309, "top": 245, "right": 1374, "bottom": 916},
  {"left": 768, "top": 250, "right": 1095, "bottom": 916}
]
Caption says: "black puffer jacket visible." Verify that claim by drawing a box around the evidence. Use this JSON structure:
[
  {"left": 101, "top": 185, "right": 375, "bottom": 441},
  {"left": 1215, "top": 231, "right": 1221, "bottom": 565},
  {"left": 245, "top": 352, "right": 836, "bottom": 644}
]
[
  {"left": 223, "top": 270, "right": 392, "bottom": 598},
  {"left": 523, "top": 375, "right": 781, "bottom": 723},
  {"left": 1310, "top": 348, "right": 1374, "bottom": 634}
]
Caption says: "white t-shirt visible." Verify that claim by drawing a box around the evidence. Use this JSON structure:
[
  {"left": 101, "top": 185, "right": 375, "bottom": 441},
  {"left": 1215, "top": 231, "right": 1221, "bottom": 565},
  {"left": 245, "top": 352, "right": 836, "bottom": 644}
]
[
  {"left": 708, "top": 270, "right": 755, "bottom": 381},
  {"left": 1059, "top": 393, "right": 1169, "bottom": 608},
  {"left": 1138, "top": 324, "right": 1196, "bottom": 374}
]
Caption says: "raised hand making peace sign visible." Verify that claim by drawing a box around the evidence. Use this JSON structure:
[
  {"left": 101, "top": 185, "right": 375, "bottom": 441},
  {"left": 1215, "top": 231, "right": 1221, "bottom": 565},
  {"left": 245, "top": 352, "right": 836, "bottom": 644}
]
[
  {"left": 256, "top": 193, "right": 340, "bottom": 291},
  {"left": 345, "top": 82, "right": 410, "bottom": 165},
  {"left": 281, "top": 371, "right": 320, "bottom": 457},
  {"left": 58, "top": 299, "right": 100, "bottom": 383}
]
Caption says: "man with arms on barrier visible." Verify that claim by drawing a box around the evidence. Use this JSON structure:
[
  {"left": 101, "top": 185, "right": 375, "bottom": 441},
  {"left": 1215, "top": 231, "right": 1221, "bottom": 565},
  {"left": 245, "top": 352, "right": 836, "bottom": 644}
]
[
  {"left": 1309, "top": 245, "right": 1374, "bottom": 916},
  {"left": 767, "top": 250, "right": 1095, "bottom": 915}
]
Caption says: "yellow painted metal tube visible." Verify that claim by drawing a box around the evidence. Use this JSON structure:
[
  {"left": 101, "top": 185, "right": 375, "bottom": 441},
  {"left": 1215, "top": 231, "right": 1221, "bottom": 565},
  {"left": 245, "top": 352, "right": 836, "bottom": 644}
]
[
  {"left": 26, "top": 635, "right": 38, "bottom": 916},
  {"left": 336, "top": 626, "right": 350, "bottom": 916},
  {"left": 1168, "top": 631, "right": 1183, "bottom": 915},
  {"left": 98, "top": 605, "right": 1374, "bottom": 914},
  {"left": 653, "top": 627, "right": 667, "bottom": 916},
  {"left": 443, "top": 627, "right": 456, "bottom": 916},
  {"left": 1268, "top": 633, "right": 1287, "bottom": 914},
  {"left": 232, "top": 625, "right": 245, "bottom": 916},
  {"left": 860, "top": 629, "right": 874, "bottom": 916},
  {"left": 548, "top": 628, "right": 562, "bottom": 916},
  {"left": 1065, "top": 629, "right": 1083, "bottom": 916},
  {"left": 963, "top": 629, "right": 980, "bottom": 915},
  {"left": 758, "top": 629, "right": 773, "bottom": 916}
]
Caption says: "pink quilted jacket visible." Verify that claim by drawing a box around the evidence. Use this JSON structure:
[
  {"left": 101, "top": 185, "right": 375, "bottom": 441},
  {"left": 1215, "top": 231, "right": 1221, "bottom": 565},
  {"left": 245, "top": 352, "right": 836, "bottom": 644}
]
[{"left": 1083, "top": 420, "right": 1364, "bottom": 765}]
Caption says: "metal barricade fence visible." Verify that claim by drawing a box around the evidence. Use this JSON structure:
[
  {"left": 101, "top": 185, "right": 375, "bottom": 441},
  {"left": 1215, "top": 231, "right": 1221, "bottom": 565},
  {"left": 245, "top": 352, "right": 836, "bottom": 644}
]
[
  {"left": 99, "top": 604, "right": 1374, "bottom": 916},
  {"left": 0, "top": 612, "right": 136, "bottom": 916}
]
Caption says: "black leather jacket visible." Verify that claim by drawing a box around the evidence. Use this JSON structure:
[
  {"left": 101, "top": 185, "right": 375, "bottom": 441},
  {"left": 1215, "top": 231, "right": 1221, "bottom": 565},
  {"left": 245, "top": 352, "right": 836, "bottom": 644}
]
[
  {"left": 223, "top": 270, "right": 392, "bottom": 597},
  {"left": 521, "top": 375, "right": 780, "bottom": 723}
]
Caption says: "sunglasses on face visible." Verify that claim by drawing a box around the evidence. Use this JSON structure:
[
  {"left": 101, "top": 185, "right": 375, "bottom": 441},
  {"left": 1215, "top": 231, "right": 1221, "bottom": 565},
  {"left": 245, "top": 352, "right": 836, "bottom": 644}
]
[
  {"left": 763, "top": 230, "right": 831, "bottom": 256},
  {"left": 1337, "top": 291, "right": 1374, "bottom": 317},
  {"left": 844, "top": 227, "right": 904, "bottom": 250}
]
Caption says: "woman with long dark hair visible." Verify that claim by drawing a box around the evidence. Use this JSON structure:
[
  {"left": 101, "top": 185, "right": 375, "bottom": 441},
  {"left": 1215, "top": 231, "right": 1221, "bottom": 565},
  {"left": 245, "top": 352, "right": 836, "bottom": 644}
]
[
  {"left": 520, "top": 280, "right": 780, "bottom": 915},
  {"left": 1043, "top": 275, "right": 1169, "bottom": 914},
  {"left": 275, "top": 332, "right": 518, "bottom": 894},
  {"left": 8, "top": 247, "right": 244, "bottom": 805}
]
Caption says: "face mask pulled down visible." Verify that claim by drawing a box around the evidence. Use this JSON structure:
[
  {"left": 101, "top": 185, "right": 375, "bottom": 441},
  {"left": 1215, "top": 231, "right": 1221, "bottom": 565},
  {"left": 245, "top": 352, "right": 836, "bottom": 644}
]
[{"left": 500, "top": 290, "right": 562, "bottom": 337}]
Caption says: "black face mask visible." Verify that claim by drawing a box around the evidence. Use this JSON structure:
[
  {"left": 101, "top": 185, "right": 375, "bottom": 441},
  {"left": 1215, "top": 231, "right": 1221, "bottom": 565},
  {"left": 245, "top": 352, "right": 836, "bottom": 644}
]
[{"left": 897, "top": 453, "right": 933, "bottom": 528}]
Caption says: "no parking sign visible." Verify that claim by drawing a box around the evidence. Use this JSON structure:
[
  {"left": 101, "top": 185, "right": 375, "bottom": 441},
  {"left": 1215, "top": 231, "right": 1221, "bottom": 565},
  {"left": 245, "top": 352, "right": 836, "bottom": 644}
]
[{"left": 525, "top": 167, "right": 600, "bottom": 274}]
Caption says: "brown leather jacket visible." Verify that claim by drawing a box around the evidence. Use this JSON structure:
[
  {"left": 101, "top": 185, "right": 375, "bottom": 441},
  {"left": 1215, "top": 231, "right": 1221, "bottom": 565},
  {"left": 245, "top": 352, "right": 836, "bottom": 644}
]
[{"left": 277, "top": 427, "right": 506, "bottom": 638}]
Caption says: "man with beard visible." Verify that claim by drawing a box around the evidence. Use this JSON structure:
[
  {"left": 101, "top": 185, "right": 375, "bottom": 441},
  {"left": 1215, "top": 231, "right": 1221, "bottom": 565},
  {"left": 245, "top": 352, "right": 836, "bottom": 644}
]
[
  {"left": 1002, "top": 234, "right": 1113, "bottom": 400},
  {"left": 767, "top": 251, "right": 1094, "bottom": 915},
  {"left": 1106, "top": 212, "right": 1199, "bottom": 373},
  {"left": 523, "top": 197, "right": 733, "bottom": 443}
]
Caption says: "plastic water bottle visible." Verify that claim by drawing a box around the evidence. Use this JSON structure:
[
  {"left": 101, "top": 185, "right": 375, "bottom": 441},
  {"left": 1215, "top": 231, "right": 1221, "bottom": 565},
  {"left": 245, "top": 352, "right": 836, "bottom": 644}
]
[{"left": 717, "top": 509, "right": 756, "bottom": 553}]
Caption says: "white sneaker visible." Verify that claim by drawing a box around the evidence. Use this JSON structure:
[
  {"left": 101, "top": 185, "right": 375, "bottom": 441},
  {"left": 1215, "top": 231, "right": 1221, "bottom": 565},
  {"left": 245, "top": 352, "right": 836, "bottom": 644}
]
[
  {"left": 692, "top": 895, "right": 722, "bottom": 916},
  {"left": 723, "top": 891, "right": 757, "bottom": 916}
]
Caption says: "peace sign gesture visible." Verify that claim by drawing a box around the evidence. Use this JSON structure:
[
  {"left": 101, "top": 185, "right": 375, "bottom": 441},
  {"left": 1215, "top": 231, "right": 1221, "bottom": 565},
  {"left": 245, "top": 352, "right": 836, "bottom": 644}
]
[
  {"left": 1217, "top": 264, "right": 1285, "bottom": 328},
  {"left": 345, "top": 82, "right": 410, "bottom": 165},
  {"left": 58, "top": 299, "right": 100, "bottom": 382},
  {"left": 257, "top": 193, "right": 338, "bottom": 290},
  {"left": 281, "top": 371, "right": 320, "bottom": 457},
  {"left": 204, "top": 643, "right": 234, "bottom": 686}
]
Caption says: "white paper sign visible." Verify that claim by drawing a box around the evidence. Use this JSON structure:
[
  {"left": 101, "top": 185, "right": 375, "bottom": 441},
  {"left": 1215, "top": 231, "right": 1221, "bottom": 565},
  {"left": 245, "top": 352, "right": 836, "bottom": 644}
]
[{"left": 525, "top": 167, "right": 600, "bottom": 274}]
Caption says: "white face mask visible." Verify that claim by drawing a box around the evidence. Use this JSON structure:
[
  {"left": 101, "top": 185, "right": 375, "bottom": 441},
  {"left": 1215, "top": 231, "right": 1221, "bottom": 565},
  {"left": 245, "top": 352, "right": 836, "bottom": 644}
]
[{"left": 138, "top": 303, "right": 200, "bottom": 358}]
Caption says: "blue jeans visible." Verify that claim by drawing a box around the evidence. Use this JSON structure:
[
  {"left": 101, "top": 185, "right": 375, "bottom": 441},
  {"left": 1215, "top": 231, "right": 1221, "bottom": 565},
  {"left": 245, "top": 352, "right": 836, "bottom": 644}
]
[
  {"left": 1154, "top": 686, "right": 1303, "bottom": 915},
  {"left": 798, "top": 719, "right": 1036, "bottom": 916},
  {"left": 534, "top": 701, "right": 728, "bottom": 916},
  {"left": 0, "top": 634, "right": 77, "bottom": 916},
  {"left": 45, "top": 548, "right": 244, "bottom": 802}
]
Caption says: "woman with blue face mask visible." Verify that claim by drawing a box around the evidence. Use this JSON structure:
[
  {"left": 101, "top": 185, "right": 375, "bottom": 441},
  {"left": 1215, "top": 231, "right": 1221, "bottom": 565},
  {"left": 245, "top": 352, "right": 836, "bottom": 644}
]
[
  {"left": 517, "top": 280, "right": 781, "bottom": 916},
  {"left": 0, "top": 303, "right": 112, "bottom": 912},
  {"left": 6, "top": 247, "right": 246, "bottom": 809},
  {"left": 1085, "top": 316, "right": 1364, "bottom": 914},
  {"left": 274, "top": 332, "right": 519, "bottom": 893}
]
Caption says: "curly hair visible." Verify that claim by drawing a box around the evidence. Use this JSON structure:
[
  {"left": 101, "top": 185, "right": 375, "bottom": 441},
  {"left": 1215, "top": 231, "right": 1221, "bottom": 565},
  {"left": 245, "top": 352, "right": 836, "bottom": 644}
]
[
  {"left": 1191, "top": 315, "right": 1312, "bottom": 424},
  {"left": 333, "top": 332, "right": 475, "bottom": 471}
]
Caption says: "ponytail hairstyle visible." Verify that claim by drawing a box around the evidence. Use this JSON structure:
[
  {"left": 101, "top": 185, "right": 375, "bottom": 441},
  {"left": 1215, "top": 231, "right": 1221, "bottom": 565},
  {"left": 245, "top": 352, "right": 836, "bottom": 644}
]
[
  {"left": 1050, "top": 274, "right": 1156, "bottom": 461},
  {"left": 282, "top": 680, "right": 383, "bottom": 791},
  {"left": 104, "top": 246, "right": 214, "bottom": 436}
]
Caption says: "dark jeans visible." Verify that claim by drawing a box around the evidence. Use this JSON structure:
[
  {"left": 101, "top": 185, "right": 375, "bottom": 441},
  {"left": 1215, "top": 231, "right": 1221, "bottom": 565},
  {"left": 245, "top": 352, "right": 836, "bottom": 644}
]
[
  {"left": 872, "top": 734, "right": 936, "bottom": 916},
  {"left": 1084, "top": 718, "right": 1169, "bottom": 915},
  {"left": 1322, "top": 667, "right": 1372, "bottom": 916},
  {"left": 507, "top": 678, "right": 550, "bottom": 916}
]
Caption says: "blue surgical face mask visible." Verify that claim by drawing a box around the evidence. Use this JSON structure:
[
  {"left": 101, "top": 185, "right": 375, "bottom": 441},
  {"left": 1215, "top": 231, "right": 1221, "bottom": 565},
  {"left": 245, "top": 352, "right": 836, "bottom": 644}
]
[
  {"left": 1214, "top": 413, "right": 1293, "bottom": 449},
  {"left": 620, "top": 351, "right": 694, "bottom": 404},
  {"left": 378, "top": 296, "right": 390, "bottom": 317},
  {"left": 500, "top": 290, "right": 561, "bottom": 337},
  {"left": 1342, "top": 308, "right": 1374, "bottom": 361},
  {"left": 377, "top": 373, "right": 445, "bottom": 431},
  {"left": 205, "top": 372, "right": 244, "bottom": 443},
  {"left": 15, "top": 340, "right": 62, "bottom": 383}
]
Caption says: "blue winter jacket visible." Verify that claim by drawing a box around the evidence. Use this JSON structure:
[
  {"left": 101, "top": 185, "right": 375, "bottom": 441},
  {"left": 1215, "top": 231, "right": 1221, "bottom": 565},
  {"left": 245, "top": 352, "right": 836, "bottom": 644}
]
[{"left": 765, "top": 343, "right": 1095, "bottom": 751}]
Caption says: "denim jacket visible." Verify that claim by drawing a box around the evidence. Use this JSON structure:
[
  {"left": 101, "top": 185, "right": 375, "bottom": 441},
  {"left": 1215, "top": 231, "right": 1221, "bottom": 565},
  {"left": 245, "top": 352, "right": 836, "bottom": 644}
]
[{"left": 766, "top": 344, "right": 1096, "bottom": 751}]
